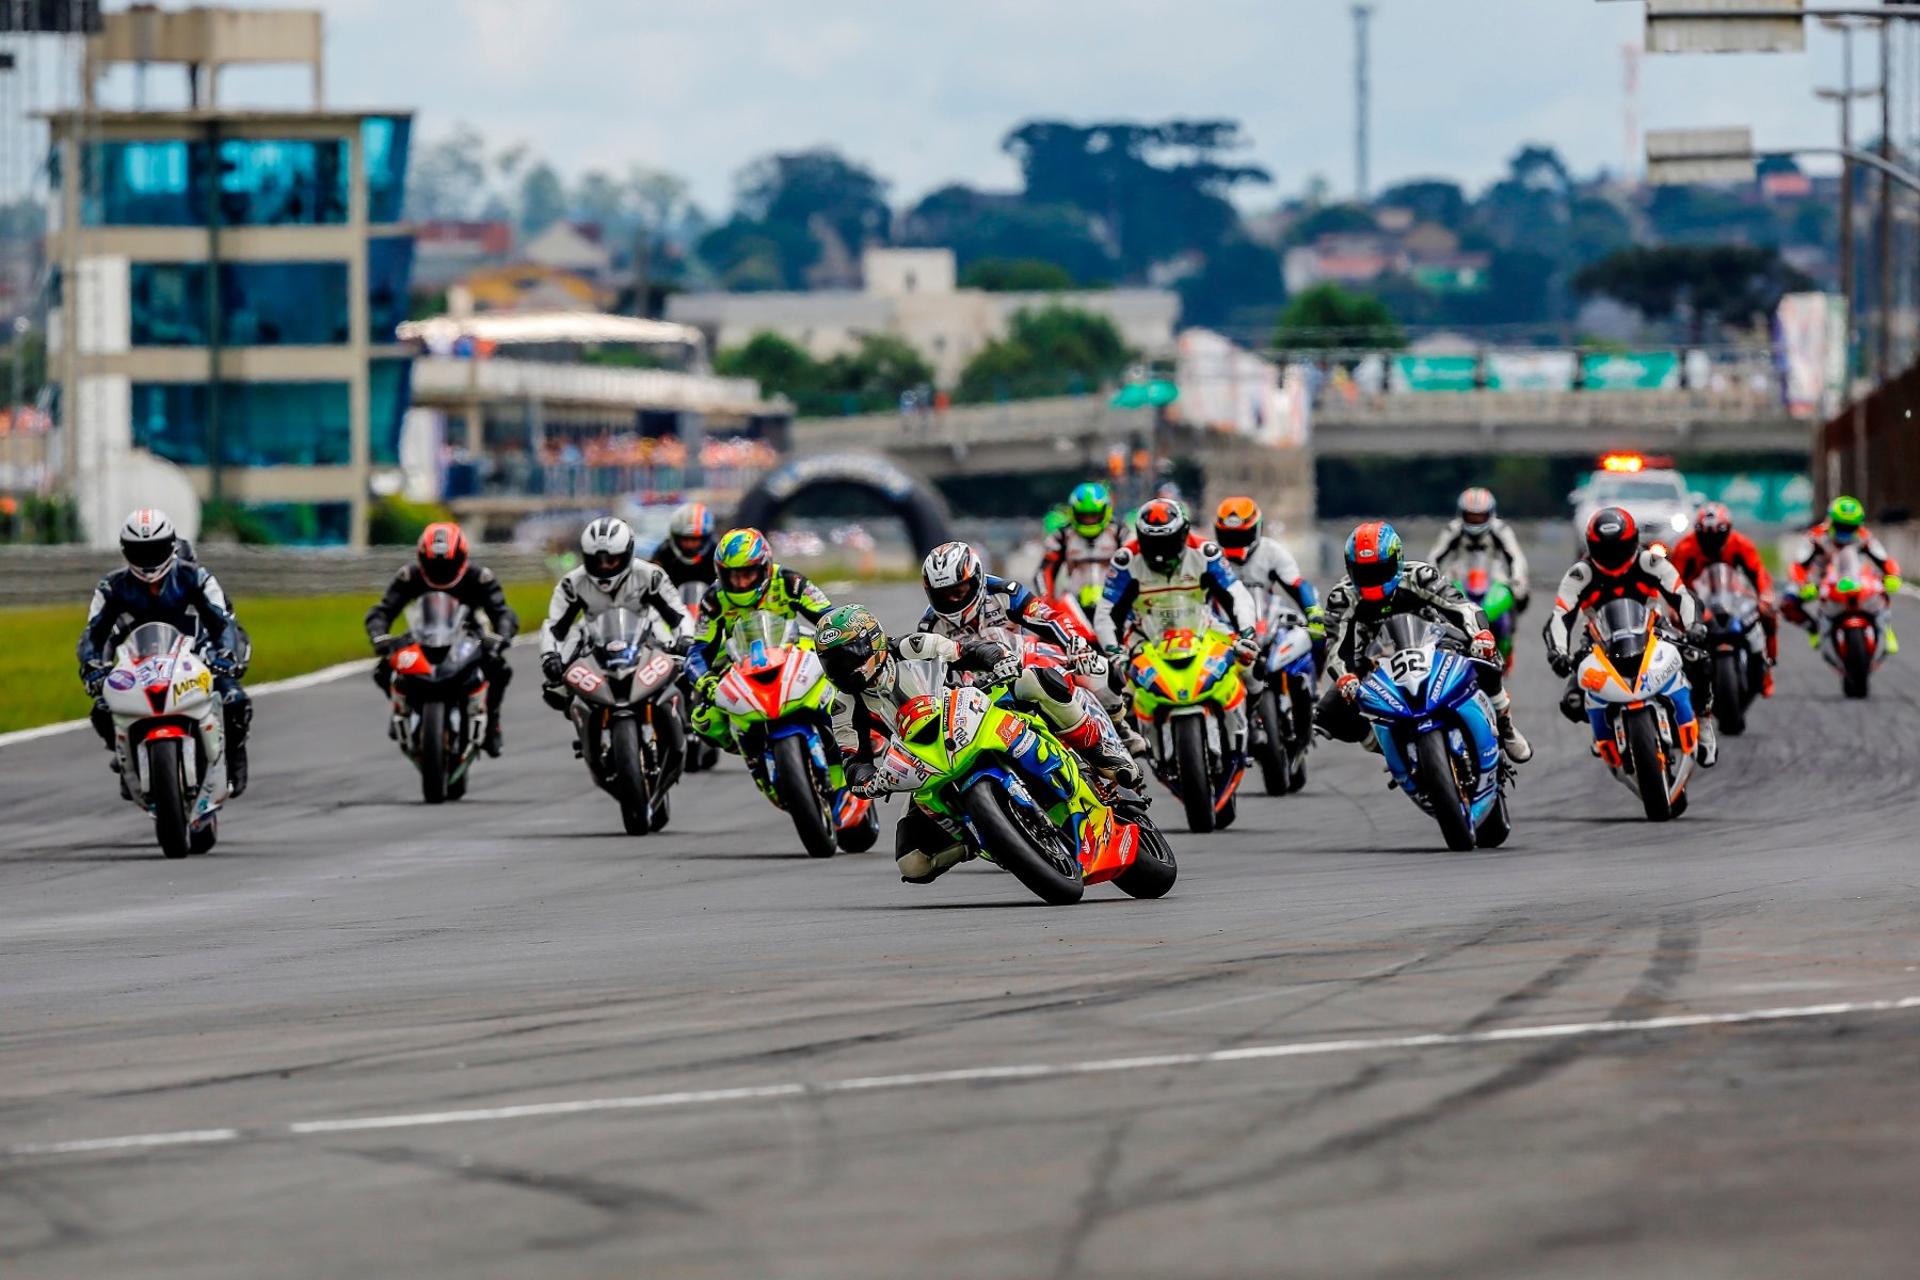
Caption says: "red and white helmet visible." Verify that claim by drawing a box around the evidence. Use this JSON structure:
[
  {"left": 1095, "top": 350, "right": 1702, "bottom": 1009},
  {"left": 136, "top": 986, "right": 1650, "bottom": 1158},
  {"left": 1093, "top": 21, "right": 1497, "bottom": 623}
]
[
  {"left": 120, "top": 508, "right": 178, "bottom": 584},
  {"left": 922, "top": 541, "right": 986, "bottom": 626}
]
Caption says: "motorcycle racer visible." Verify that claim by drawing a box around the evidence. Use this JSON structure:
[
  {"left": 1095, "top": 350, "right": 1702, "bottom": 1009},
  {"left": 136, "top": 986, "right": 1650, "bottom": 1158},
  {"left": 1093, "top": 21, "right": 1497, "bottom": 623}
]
[
  {"left": 1427, "top": 487, "right": 1532, "bottom": 611},
  {"left": 538, "top": 516, "right": 688, "bottom": 708},
  {"left": 1670, "top": 502, "right": 1777, "bottom": 694},
  {"left": 817, "top": 603, "right": 1024, "bottom": 884},
  {"left": 365, "top": 522, "right": 519, "bottom": 758},
  {"left": 1785, "top": 496, "right": 1902, "bottom": 651},
  {"left": 1038, "top": 482, "right": 1124, "bottom": 608},
  {"left": 1318, "top": 520, "right": 1533, "bottom": 763},
  {"left": 917, "top": 541, "right": 1142, "bottom": 788},
  {"left": 78, "top": 508, "right": 254, "bottom": 797},
  {"left": 646, "top": 500, "right": 719, "bottom": 590},
  {"left": 1543, "top": 506, "right": 1716, "bottom": 767},
  {"left": 1094, "top": 498, "right": 1258, "bottom": 658},
  {"left": 684, "top": 528, "right": 834, "bottom": 744},
  {"left": 1213, "top": 496, "right": 1323, "bottom": 641}
]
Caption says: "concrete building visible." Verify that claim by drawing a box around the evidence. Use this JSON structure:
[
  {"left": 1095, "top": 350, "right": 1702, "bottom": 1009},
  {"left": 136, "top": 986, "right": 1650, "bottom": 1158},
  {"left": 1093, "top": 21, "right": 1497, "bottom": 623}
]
[
  {"left": 44, "top": 6, "right": 414, "bottom": 547},
  {"left": 668, "top": 248, "right": 1180, "bottom": 387}
]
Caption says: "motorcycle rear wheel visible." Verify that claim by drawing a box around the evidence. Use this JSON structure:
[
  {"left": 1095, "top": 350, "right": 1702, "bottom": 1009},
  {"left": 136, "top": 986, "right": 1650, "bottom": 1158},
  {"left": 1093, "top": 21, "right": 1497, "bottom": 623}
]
[
  {"left": 1841, "top": 635, "right": 1872, "bottom": 699},
  {"left": 418, "top": 701, "right": 448, "bottom": 805},
  {"left": 774, "top": 734, "right": 837, "bottom": 858},
  {"left": 837, "top": 805, "right": 881, "bottom": 853},
  {"left": 1626, "top": 707, "right": 1673, "bottom": 822},
  {"left": 961, "top": 778, "right": 1084, "bottom": 905},
  {"left": 1252, "top": 689, "right": 1291, "bottom": 795},
  {"left": 189, "top": 815, "right": 218, "bottom": 855},
  {"left": 1714, "top": 652, "right": 1747, "bottom": 736},
  {"left": 1112, "top": 817, "right": 1178, "bottom": 899},
  {"left": 1475, "top": 792, "right": 1512, "bottom": 848},
  {"left": 149, "top": 738, "right": 192, "bottom": 859},
  {"left": 1171, "top": 715, "right": 1215, "bottom": 834},
  {"left": 1414, "top": 728, "right": 1475, "bottom": 851}
]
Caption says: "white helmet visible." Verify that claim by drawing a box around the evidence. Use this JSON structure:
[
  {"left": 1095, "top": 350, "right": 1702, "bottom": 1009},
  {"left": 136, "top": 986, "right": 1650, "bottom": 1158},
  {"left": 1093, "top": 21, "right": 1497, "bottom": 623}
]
[
  {"left": 580, "top": 516, "right": 635, "bottom": 592},
  {"left": 665, "top": 501, "right": 714, "bottom": 564},
  {"left": 121, "top": 508, "right": 178, "bottom": 583},
  {"left": 922, "top": 540, "right": 986, "bottom": 627}
]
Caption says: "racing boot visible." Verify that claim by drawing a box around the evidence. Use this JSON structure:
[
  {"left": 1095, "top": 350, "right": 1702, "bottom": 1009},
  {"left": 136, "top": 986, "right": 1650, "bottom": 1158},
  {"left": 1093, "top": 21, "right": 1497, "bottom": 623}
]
[
  {"left": 223, "top": 697, "right": 252, "bottom": 798},
  {"left": 898, "top": 843, "right": 973, "bottom": 884},
  {"left": 484, "top": 717, "right": 504, "bottom": 758},
  {"left": 1491, "top": 690, "right": 1532, "bottom": 764},
  {"left": 227, "top": 741, "right": 249, "bottom": 798},
  {"left": 1761, "top": 667, "right": 1775, "bottom": 698},
  {"left": 1057, "top": 715, "right": 1144, "bottom": 791},
  {"left": 1696, "top": 715, "right": 1718, "bottom": 768}
]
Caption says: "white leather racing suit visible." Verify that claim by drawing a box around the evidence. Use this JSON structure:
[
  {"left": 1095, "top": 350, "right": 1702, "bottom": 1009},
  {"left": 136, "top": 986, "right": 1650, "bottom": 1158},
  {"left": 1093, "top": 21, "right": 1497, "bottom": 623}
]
[
  {"left": 1428, "top": 518, "right": 1531, "bottom": 605},
  {"left": 540, "top": 560, "right": 687, "bottom": 668}
]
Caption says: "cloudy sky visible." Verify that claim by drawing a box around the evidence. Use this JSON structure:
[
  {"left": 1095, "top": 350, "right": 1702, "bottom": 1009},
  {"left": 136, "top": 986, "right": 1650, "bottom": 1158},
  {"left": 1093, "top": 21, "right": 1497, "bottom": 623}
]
[{"left": 90, "top": 0, "right": 1881, "bottom": 211}]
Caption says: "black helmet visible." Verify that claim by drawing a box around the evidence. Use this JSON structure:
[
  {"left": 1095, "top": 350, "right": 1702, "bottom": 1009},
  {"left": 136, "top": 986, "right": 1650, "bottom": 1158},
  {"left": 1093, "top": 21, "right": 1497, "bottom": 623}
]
[
  {"left": 1134, "top": 497, "right": 1190, "bottom": 576},
  {"left": 1585, "top": 506, "right": 1640, "bottom": 576}
]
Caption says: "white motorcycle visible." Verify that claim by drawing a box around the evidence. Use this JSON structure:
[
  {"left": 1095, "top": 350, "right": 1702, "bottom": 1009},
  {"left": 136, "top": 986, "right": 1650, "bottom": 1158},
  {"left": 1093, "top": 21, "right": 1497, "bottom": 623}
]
[
  {"left": 99, "top": 621, "right": 232, "bottom": 857},
  {"left": 1575, "top": 598, "right": 1701, "bottom": 822}
]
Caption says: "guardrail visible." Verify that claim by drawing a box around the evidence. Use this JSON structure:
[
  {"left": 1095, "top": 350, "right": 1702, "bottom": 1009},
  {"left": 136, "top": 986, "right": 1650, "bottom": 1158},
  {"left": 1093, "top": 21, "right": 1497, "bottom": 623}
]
[
  {"left": 791, "top": 396, "right": 1154, "bottom": 455},
  {"left": 1314, "top": 387, "right": 1790, "bottom": 427},
  {"left": 0, "top": 546, "right": 558, "bottom": 608}
]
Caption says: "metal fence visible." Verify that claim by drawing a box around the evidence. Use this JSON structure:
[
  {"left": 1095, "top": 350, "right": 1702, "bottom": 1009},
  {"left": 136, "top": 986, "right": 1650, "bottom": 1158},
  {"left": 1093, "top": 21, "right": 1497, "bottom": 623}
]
[{"left": 1816, "top": 362, "right": 1920, "bottom": 520}]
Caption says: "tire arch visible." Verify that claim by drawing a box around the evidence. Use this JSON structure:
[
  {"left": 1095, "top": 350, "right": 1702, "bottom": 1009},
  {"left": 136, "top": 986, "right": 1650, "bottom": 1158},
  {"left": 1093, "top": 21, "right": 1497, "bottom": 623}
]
[{"left": 731, "top": 454, "right": 954, "bottom": 558}]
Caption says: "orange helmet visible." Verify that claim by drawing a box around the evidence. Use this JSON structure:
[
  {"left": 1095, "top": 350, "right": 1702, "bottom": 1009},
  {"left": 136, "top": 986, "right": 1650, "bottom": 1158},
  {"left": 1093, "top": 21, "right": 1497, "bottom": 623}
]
[
  {"left": 417, "top": 521, "right": 470, "bottom": 589},
  {"left": 1214, "top": 497, "right": 1262, "bottom": 562}
]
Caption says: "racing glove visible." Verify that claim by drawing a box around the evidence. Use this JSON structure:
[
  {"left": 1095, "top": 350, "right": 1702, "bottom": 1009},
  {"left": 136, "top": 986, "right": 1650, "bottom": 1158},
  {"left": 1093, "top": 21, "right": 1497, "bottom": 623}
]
[
  {"left": 1469, "top": 629, "right": 1499, "bottom": 663},
  {"left": 845, "top": 759, "right": 879, "bottom": 796},
  {"left": 81, "top": 660, "right": 111, "bottom": 697},
  {"left": 1887, "top": 573, "right": 1904, "bottom": 594},
  {"left": 1686, "top": 621, "right": 1709, "bottom": 646},
  {"left": 204, "top": 649, "right": 239, "bottom": 678},
  {"left": 1232, "top": 632, "right": 1261, "bottom": 665},
  {"left": 1305, "top": 605, "right": 1327, "bottom": 639},
  {"left": 1547, "top": 647, "right": 1575, "bottom": 678},
  {"left": 371, "top": 633, "right": 401, "bottom": 656},
  {"left": 483, "top": 635, "right": 512, "bottom": 664},
  {"left": 1336, "top": 672, "right": 1361, "bottom": 702},
  {"left": 541, "top": 651, "right": 566, "bottom": 684},
  {"left": 694, "top": 671, "right": 721, "bottom": 702}
]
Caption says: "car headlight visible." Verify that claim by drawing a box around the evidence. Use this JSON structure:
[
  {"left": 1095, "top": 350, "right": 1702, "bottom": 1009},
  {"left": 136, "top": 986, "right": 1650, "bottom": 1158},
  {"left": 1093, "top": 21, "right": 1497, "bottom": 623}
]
[{"left": 1669, "top": 513, "right": 1689, "bottom": 532}]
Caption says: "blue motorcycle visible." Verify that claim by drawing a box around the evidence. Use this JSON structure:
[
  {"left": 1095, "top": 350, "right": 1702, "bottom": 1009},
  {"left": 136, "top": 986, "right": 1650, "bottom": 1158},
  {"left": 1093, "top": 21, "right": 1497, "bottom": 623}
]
[{"left": 1356, "top": 615, "right": 1512, "bottom": 851}]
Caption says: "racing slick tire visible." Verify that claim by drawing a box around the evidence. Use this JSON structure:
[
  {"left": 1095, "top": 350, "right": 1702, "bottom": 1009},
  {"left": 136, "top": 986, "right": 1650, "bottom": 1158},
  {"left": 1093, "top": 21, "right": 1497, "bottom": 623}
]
[
  {"left": 418, "top": 701, "right": 449, "bottom": 805},
  {"left": 1112, "top": 818, "right": 1178, "bottom": 899},
  {"left": 1626, "top": 706, "right": 1673, "bottom": 822},
  {"left": 611, "top": 717, "right": 652, "bottom": 836},
  {"left": 1714, "top": 651, "right": 1748, "bottom": 736},
  {"left": 1253, "top": 688, "right": 1292, "bottom": 795},
  {"left": 1414, "top": 728, "right": 1475, "bottom": 852},
  {"left": 1171, "top": 714, "right": 1215, "bottom": 834},
  {"left": 774, "top": 734, "right": 837, "bottom": 858},
  {"left": 149, "top": 737, "right": 192, "bottom": 859},
  {"left": 961, "top": 778, "right": 1083, "bottom": 905}
]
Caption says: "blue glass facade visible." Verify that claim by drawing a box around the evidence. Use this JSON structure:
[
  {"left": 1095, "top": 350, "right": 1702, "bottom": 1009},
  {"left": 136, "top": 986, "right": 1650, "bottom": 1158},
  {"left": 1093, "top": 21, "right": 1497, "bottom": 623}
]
[
  {"left": 244, "top": 502, "right": 353, "bottom": 546},
  {"left": 130, "top": 262, "right": 350, "bottom": 346},
  {"left": 370, "top": 358, "right": 413, "bottom": 465},
  {"left": 367, "top": 237, "right": 415, "bottom": 342},
  {"left": 361, "top": 117, "right": 411, "bottom": 224},
  {"left": 83, "top": 138, "right": 349, "bottom": 226},
  {"left": 132, "top": 381, "right": 352, "bottom": 467}
]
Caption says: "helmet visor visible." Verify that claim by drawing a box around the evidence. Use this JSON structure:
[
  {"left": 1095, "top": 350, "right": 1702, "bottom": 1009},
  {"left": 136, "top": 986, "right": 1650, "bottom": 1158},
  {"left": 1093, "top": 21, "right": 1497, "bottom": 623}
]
[
  {"left": 673, "top": 534, "right": 706, "bottom": 558},
  {"left": 929, "top": 578, "right": 978, "bottom": 616},
  {"left": 721, "top": 563, "right": 768, "bottom": 595},
  {"left": 585, "top": 549, "right": 630, "bottom": 584},
  {"left": 123, "top": 537, "right": 175, "bottom": 572},
  {"left": 1215, "top": 523, "right": 1258, "bottom": 553},
  {"left": 1461, "top": 509, "right": 1491, "bottom": 528},
  {"left": 1349, "top": 557, "right": 1400, "bottom": 593}
]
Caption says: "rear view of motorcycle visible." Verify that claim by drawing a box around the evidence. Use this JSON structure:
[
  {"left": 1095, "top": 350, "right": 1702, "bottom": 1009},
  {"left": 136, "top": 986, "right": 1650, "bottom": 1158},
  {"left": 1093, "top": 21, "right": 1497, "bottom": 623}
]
[
  {"left": 382, "top": 592, "right": 492, "bottom": 804},
  {"left": 1575, "top": 599, "right": 1701, "bottom": 821},
  {"left": 1815, "top": 548, "right": 1893, "bottom": 699},
  {"left": 564, "top": 609, "right": 686, "bottom": 834},
  {"left": 1693, "top": 562, "right": 1766, "bottom": 734},
  {"left": 1247, "top": 588, "right": 1316, "bottom": 796},
  {"left": 100, "top": 621, "right": 234, "bottom": 857}
]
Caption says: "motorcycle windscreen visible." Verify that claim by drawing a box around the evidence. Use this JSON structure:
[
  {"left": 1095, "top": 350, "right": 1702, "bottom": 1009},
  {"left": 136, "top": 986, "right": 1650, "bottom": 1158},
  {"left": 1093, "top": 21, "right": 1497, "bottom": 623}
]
[
  {"left": 891, "top": 658, "right": 951, "bottom": 745},
  {"left": 1592, "top": 598, "right": 1651, "bottom": 672},
  {"left": 589, "top": 608, "right": 648, "bottom": 672},
  {"left": 121, "top": 620, "right": 187, "bottom": 661},
  {"left": 411, "top": 592, "right": 471, "bottom": 650},
  {"left": 726, "top": 610, "right": 799, "bottom": 670},
  {"left": 1370, "top": 613, "right": 1443, "bottom": 662}
]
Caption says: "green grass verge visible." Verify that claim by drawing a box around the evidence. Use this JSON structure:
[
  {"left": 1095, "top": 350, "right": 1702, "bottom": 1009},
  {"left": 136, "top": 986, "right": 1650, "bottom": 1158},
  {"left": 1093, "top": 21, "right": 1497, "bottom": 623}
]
[{"left": 1, "top": 582, "right": 551, "bottom": 736}]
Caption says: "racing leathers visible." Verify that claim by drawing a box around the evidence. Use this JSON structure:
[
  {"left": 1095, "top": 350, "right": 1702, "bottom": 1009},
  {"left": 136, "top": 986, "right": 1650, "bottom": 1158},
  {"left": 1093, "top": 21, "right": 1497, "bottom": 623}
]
[
  {"left": 79, "top": 561, "right": 253, "bottom": 793},
  {"left": 832, "top": 632, "right": 1003, "bottom": 882},
  {"left": 1543, "top": 548, "right": 1716, "bottom": 764},
  {"left": 646, "top": 534, "right": 718, "bottom": 590},
  {"left": 1038, "top": 522, "right": 1124, "bottom": 614},
  {"left": 537, "top": 559, "right": 687, "bottom": 701},
  {"left": 917, "top": 574, "right": 1140, "bottom": 786},
  {"left": 1428, "top": 517, "right": 1531, "bottom": 609},
  {"left": 1784, "top": 521, "right": 1902, "bottom": 644},
  {"left": 684, "top": 566, "right": 834, "bottom": 744},
  {"left": 1670, "top": 529, "right": 1777, "bottom": 663},
  {"left": 1317, "top": 560, "right": 1529, "bottom": 760},
  {"left": 365, "top": 562, "right": 519, "bottom": 745}
]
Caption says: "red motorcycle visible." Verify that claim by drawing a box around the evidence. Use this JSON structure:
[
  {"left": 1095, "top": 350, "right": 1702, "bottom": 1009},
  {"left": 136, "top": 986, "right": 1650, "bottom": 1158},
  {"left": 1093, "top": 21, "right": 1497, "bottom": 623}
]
[{"left": 1816, "top": 548, "right": 1893, "bottom": 699}]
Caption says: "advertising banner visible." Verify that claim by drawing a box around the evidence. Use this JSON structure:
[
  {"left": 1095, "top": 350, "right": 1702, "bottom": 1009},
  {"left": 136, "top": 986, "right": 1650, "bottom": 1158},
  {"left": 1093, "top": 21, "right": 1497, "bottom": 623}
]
[
  {"left": 1581, "top": 351, "right": 1680, "bottom": 391},
  {"left": 1486, "top": 350, "right": 1576, "bottom": 392},
  {"left": 1390, "top": 355, "right": 1478, "bottom": 392}
]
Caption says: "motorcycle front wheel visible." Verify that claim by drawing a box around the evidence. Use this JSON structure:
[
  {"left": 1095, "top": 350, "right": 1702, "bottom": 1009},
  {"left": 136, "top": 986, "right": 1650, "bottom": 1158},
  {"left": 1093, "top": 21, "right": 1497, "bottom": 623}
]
[
  {"left": 961, "top": 778, "right": 1084, "bottom": 905},
  {"left": 773, "top": 734, "right": 837, "bottom": 858},
  {"left": 1626, "top": 707, "right": 1673, "bottom": 822},
  {"left": 149, "top": 737, "right": 192, "bottom": 859},
  {"left": 1252, "top": 688, "right": 1291, "bottom": 796},
  {"left": 1414, "top": 728, "right": 1475, "bottom": 851},
  {"left": 417, "top": 701, "right": 448, "bottom": 805},
  {"left": 1713, "top": 651, "right": 1747, "bottom": 735},
  {"left": 1841, "top": 633, "right": 1872, "bottom": 699},
  {"left": 1171, "top": 715, "right": 1215, "bottom": 834},
  {"left": 611, "top": 716, "right": 652, "bottom": 835}
]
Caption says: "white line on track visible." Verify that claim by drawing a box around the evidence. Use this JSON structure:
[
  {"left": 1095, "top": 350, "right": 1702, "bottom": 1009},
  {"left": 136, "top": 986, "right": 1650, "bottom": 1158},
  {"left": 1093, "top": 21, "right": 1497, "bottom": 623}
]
[{"left": 9, "top": 994, "right": 1919, "bottom": 1161}]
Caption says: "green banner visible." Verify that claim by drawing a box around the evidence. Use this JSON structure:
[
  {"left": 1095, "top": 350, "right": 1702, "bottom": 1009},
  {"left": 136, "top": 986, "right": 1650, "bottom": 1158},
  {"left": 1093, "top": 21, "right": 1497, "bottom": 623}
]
[
  {"left": 1688, "top": 472, "right": 1814, "bottom": 526},
  {"left": 1391, "top": 355, "right": 1478, "bottom": 392},
  {"left": 1581, "top": 351, "right": 1679, "bottom": 391}
]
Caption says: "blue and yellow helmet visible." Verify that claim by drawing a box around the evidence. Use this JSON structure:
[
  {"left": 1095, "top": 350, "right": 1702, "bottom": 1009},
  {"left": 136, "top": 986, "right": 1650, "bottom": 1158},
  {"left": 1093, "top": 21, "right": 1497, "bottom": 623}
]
[{"left": 716, "top": 527, "right": 773, "bottom": 608}]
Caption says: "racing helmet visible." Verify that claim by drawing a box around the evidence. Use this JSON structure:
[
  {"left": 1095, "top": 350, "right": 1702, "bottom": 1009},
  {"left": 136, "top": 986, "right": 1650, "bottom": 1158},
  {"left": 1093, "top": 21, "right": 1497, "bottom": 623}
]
[
  {"left": 666, "top": 502, "right": 714, "bottom": 564},
  {"left": 120, "top": 508, "right": 178, "bottom": 585},
  {"left": 922, "top": 541, "right": 986, "bottom": 627},
  {"left": 1693, "top": 502, "right": 1734, "bottom": 558},
  {"left": 1828, "top": 495, "right": 1866, "bottom": 545},
  {"left": 580, "top": 516, "right": 636, "bottom": 592},
  {"left": 715, "top": 528, "right": 773, "bottom": 609},
  {"left": 816, "top": 603, "right": 890, "bottom": 694},
  {"left": 1344, "top": 521, "right": 1404, "bottom": 602},
  {"left": 1585, "top": 506, "right": 1640, "bottom": 576},
  {"left": 417, "top": 521, "right": 470, "bottom": 590},
  {"left": 1458, "top": 487, "right": 1496, "bottom": 537},
  {"left": 1134, "top": 498, "right": 1190, "bottom": 577},
  {"left": 1213, "top": 496, "right": 1262, "bottom": 563},
  {"left": 1068, "top": 482, "right": 1113, "bottom": 538}
]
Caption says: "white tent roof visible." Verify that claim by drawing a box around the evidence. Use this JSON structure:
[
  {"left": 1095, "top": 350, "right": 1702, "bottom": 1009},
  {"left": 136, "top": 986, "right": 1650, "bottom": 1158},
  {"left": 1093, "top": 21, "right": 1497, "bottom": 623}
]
[{"left": 398, "top": 310, "right": 705, "bottom": 350}]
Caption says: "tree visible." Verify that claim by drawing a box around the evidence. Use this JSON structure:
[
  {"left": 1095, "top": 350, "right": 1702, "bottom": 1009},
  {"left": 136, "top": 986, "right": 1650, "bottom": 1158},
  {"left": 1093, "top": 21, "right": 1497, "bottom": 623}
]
[
  {"left": 736, "top": 148, "right": 890, "bottom": 259},
  {"left": 715, "top": 331, "right": 820, "bottom": 399},
  {"left": 960, "top": 258, "right": 1078, "bottom": 291},
  {"left": 902, "top": 185, "right": 1117, "bottom": 282},
  {"left": 956, "top": 306, "right": 1132, "bottom": 403},
  {"left": 405, "top": 125, "right": 490, "bottom": 220},
  {"left": 1272, "top": 283, "right": 1404, "bottom": 351},
  {"left": 697, "top": 216, "right": 817, "bottom": 291},
  {"left": 517, "top": 163, "right": 568, "bottom": 238},
  {"left": 1375, "top": 179, "right": 1468, "bottom": 230},
  {"left": 571, "top": 168, "right": 632, "bottom": 232},
  {"left": 1573, "top": 244, "right": 1812, "bottom": 341},
  {"left": 1285, "top": 202, "right": 1377, "bottom": 246},
  {"left": 819, "top": 335, "right": 934, "bottom": 409},
  {"left": 1000, "top": 119, "right": 1271, "bottom": 276},
  {"left": 1177, "top": 238, "right": 1286, "bottom": 330}
]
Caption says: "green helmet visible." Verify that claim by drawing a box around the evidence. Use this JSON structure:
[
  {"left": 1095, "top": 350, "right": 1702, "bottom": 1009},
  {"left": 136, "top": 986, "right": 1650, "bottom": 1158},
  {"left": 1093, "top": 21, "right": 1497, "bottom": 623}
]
[
  {"left": 816, "top": 603, "right": 889, "bottom": 693},
  {"left": 714, "top": 527, "right": 773, "bottom": 609},
  {"left": 1067, "top": 482, "right": 1113, "bottom": 538},
  {"left": 1828, "top": 495, "right": 1866, "bottom": 531}
]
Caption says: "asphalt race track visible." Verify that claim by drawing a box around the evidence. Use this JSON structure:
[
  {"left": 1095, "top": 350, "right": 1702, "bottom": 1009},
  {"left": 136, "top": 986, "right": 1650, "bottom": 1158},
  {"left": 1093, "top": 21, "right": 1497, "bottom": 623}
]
[{"left": 5, "top": 584, "right": 1920, "bottom": 1279}]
